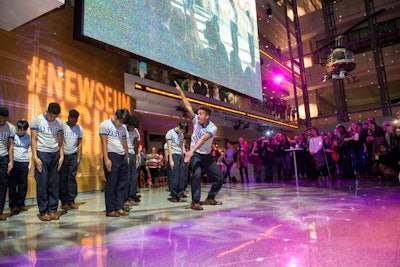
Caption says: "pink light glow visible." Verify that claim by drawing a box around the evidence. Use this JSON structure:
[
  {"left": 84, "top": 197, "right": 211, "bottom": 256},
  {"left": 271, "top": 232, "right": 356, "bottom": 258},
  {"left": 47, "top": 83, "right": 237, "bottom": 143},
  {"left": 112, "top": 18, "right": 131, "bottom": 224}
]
[{"left": 273, "top": 74, "right": 283, "bottom": 84}]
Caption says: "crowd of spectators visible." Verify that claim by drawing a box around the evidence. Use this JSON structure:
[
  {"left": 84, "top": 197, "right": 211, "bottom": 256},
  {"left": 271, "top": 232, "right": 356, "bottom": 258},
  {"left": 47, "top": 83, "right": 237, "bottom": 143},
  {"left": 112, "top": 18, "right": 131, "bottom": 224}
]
[
  {"left": 218, "top": 116, "right": 400, "bottom": 183},
  {"left": 136, "top": 114, "right": 400, "bottom": 187}
]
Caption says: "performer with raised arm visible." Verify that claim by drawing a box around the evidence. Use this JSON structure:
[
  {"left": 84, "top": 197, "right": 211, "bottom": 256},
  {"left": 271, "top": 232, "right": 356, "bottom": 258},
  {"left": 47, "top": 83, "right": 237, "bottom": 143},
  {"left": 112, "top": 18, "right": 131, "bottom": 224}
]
[{"left": 174, "top": 81, "right": 224, "bottom": 210}]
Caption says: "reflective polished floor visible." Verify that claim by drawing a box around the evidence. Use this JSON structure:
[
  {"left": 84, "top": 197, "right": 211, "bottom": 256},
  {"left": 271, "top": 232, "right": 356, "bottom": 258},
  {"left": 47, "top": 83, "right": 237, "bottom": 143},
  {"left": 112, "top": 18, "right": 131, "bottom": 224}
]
[{"left": 1, "top": 177, "right": 400, "bottom": 267}]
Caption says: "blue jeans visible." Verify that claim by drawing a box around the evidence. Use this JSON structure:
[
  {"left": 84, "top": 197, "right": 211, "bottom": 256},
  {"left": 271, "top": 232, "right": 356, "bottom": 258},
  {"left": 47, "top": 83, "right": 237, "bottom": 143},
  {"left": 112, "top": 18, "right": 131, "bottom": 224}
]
[
  {"left": 59, "top": 153, "right": 78, "bottom": 204},
  {"left": 0, "top": 155, "right": 9, "bottom": 213},
  {"left": 35, "top": 151, "right": 60, "bottom": 215},
  {"left": 350, "top": 148, "right": 365, "bottom": 174},
  {"left": 168, "top": 154, "right": 186, "bottom": 198},
  {"left": 190, "top": 153, "right": 223, "bottom": 203},
  {"left": 103, "top": 153, "right": 128, "bottom": 212},
  {"left": 127, "top": 153, "right": 138, "bottom": 201},
  {"left": 9, "top": 161, "right": 29, "bottom": 208},
  {"left": 281, "top": 153, "right": 292, "bottom": 172}
]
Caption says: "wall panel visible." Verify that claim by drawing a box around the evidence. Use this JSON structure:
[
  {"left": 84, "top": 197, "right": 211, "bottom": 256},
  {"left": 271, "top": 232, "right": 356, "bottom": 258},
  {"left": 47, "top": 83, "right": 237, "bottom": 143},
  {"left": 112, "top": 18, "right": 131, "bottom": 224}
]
[{"left": 0, "top": 5, "right": 135, "bottom": 199}]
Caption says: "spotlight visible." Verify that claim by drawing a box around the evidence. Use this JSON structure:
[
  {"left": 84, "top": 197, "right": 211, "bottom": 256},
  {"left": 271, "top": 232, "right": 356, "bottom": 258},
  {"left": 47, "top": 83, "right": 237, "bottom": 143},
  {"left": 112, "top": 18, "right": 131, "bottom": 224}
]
[
  {"left": 265, "top": 130, "right": 272, "bottom": 136},
  {"left": 273, "top": 74, "right": 283, "bottom": 85}
]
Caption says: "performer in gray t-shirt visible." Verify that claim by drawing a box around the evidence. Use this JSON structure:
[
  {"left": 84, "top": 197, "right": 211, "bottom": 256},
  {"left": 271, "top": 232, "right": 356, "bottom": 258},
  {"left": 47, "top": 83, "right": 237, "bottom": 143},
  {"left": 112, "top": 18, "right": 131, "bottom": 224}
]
[
  {"left": 124, "top": 114, "right": 141, "bottom": 206},
  {"left": 60, "top": 109, "right": 83, "bottom": 211},
  {"left": 166, "top": 121, "right": 188, "bottom": 202},
  {"left": 31, "top": 103, "right": 64, "bottom": 221},
  {"left": 9, "top": 120, "right": 30, "bottom": 215},
  {"left": 174, "top": 81, "right": 224, "bottom": 210},
  {"left": 99, "top": 109, "right": 130, "bottom": 217},
  {"left": 0, "top": 107, "right": 16, "bottom": 221}
]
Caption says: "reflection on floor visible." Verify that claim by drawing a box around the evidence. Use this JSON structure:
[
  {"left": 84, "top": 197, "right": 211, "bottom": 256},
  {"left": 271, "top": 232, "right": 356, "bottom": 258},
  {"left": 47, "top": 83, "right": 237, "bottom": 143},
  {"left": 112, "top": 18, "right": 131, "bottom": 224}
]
[{"left": 1, "top": 178, "right": 400, "bottom": 267}]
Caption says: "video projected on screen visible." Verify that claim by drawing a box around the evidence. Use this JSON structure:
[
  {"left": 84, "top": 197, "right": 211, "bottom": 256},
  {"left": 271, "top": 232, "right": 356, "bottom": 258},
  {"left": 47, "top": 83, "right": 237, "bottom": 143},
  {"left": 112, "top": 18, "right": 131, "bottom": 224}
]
[{"left": 77, "top": 0, "right": 262, "bottom": 100}]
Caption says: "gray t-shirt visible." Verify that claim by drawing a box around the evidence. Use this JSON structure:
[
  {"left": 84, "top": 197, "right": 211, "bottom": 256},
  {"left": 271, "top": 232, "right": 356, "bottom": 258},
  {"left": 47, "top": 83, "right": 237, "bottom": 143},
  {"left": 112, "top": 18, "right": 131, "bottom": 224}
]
[
  {"left": 30, "top": 114, "right": 63, "bottom": 153},
  {"left": 63, "top": 122, "right": 83, "bottom": 155},
  {"left": 0, "top": 121, "right": 16, "bottom": 157},
  {"left": 127, "top": 128, "right": 140, "bottom": 155},
  {"left": 99, "top": 119, "right": 126, "bottom": 155},
  {"left": 166, "top": 128, "right": 185, "bottom": 155},
  {"left": 14, "top": 133, "right": 30, "bottom": 162},
  {"left": 190, "top": 115, "right": 217, "bottom": 155}
]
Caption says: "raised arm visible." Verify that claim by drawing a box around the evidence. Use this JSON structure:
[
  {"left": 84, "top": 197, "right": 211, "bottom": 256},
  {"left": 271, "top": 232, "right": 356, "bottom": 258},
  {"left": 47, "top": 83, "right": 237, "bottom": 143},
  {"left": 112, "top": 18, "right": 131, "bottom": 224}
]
[{"left": 174, "top": 80, "right": 195, "bottom": 118}]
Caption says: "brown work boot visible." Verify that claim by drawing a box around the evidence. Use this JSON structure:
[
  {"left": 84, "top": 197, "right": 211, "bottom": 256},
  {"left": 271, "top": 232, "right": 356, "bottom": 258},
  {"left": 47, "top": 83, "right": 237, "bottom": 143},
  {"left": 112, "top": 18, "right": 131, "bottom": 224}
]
[
  {"left": 106, "top": 211, "right": 119, "bottom": 217},
  {"left": 10, "top": 207, "right": 20, "bottom": 215},
  {"left": 38, "top": 214, "right": 52, "bottom": 221},
  {"left": 18, "top": 206, "right": 29, "bottom": 212},
  {"left": 116, "top": 209, "right": 129, "bottom": 216},
  {"left": 200, "top": 198, "right": 222, "bottom": 205},
  {"left": 69, "top": 203, "right": 79, "bottom": 209},
  {"left": 124, "top": 201, "right": 133, "bottom": 207},
  {"left": 61, "top": 204, "right": 70, "bottom": 211},
  {"left": 190, "top": 202, "right": 204, "bottom": 210},
  {"left": 49, "top": 212, "right": 60, "bottom": 220}
]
